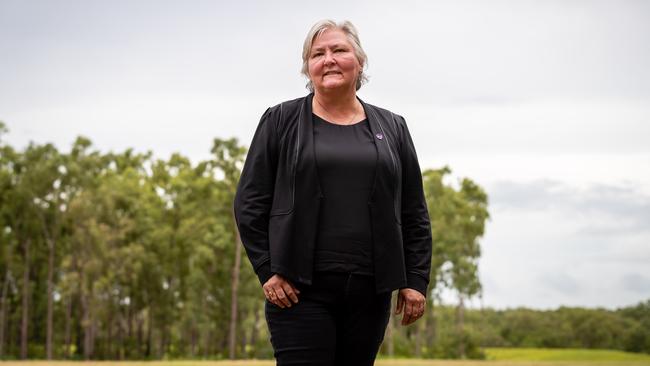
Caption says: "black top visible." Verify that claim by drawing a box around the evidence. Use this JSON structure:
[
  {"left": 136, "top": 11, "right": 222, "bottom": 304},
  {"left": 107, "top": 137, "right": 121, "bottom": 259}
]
[{"left": 312, "top": 113, "right": 377, "bottom": 276}]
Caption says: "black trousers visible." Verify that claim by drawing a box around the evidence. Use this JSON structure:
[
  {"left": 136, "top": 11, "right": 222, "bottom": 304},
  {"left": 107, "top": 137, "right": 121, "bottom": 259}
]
[{"left": 265, "top": 271, "right": 392, "bottom": 366}]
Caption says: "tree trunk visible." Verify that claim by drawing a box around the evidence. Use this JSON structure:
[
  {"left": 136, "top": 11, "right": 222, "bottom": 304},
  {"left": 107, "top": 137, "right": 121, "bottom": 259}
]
[
  {"left": 107, "top": 306, "right": 114, "bottom": 359},
  {"left": 250, "top": 301, "right": 261, "bottom": 352},
  {"left": 82, "top": 296, "right": 92, "bottom": 359},
  {"left": 75, "top": 280, "right": 83, "bottom": 357},
  {"left": 20, "top": 238, "right": 30, "bottom": 359},
  {"left": 46, "top": 237, "right": 55, "bottom": 359},
  {"left": 145, "top": 306, "right": 152, "bottom": 358},
  {"left": 204, "top": 329, "right": 212, "bottom": 358},
  {"left": 64, "top": 295, "right": 72, "bottom": 358},
  {"left": 7, "top": 309, "right": 14, "bottom": 358},
  {"left": 457, "top": 294, "right": 465, "bottom": 359},
  {"left": 427, "top": 300, "right": 437, "bottom": 355},
  {"left": 81, "top": 263, "right": 94, "bottom": 360},
  {"left": 35, "top": 201, "right": 58, "bottom": 361},
  {"left": 158, "top": 322, "right": 166, "bottom": 358},
  {"left": 126, "top": 297, "right": 132, "bottom": 359},
  {"left": 127, "top": 292, "right": 133, "bottom": 339},
  {"left": 414, "top": 313, "right": 425, "bottom": 357},
  {"left": 385, "top": 292, "right": 396, "bottom": 357},
  {"left": 137, "top": 312, "right": 144, "bottom": 358},
  {"left": 0, "top": 268, "right": 10, "bottom": 357},
  {"left": 240, "top": 321, "right": 248, "bottom": 357},
  {"left": 229, "top": 215, "right": 242, "bottom": 359},
  {"left": 118, "top": 312, "right": 125, "bottom": 360},
  {"left": 189, "top": 323, "right": 197, "bottom": 358},
  {"left": 87, "top": 316, "right": 96, "bottom": 359}
]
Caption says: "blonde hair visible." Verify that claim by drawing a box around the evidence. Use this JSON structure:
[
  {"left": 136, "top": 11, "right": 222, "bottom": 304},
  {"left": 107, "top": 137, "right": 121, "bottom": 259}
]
[{"left": 301, "top": 19, "right": 368, "bottom": 92}]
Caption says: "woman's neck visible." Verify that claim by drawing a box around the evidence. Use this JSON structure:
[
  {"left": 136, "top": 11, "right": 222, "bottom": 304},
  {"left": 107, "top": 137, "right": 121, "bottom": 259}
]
[{"left": 312, "top": 89, "right": 360, "bottom": 122}]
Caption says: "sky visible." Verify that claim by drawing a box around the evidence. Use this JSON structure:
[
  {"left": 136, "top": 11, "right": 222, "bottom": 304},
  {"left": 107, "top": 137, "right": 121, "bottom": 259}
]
[{"left": 1, "top": 0, "right": 649, "bottom": 310}]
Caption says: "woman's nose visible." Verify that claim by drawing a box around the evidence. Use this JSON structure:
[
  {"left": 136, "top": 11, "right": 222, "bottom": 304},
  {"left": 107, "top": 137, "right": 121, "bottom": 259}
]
[{"left": 323, "top": 50, "right": 336, "bottom": 65}]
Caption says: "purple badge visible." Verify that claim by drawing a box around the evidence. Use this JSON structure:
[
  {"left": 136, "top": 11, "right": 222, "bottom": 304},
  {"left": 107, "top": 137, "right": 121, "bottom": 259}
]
[{"left": 375, "top": 133, "right": 383, "bottom": 140}]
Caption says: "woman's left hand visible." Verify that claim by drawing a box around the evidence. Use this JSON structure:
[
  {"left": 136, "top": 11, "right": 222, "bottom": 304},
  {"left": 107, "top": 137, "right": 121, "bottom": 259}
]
[{"left": 395, "top": 288, "right": 425, "bottom": 326}]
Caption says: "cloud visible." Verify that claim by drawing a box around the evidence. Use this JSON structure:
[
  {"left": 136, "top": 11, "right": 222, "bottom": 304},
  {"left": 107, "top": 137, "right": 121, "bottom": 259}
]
[
  {"left": 479, "top": 179, "right": 650, "bottom": 309},
  {"left": 621, "top": 273, "right": 650, "bottom": 294},
  {"left": 488, "top": 180, "right": 650, "bottom": 235},
  {"left": 539, "top": 271, "right": 581, "bottom": 295}
]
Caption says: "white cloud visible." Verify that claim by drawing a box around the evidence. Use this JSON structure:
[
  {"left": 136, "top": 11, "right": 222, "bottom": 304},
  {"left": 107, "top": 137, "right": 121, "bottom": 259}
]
[{"left": 475, "top": 180, "right": 650, "bottom": 309}]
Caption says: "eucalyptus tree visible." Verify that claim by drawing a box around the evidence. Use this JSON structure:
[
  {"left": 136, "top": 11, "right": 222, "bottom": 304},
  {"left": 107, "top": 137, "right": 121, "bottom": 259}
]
[
  {"left": 208, "top": 137, "right": 247, "bottom": 359},
  {"left": 0, "top": 122, "right": 17, "bottom": 357},
  {"left": 21, "top": 141, "right": 66, "bottom": 360},
  {"left": 96, "top": 149, "right": 157, "bottom": 359},
  {"left": 419, "top": 166, "right": 453, "bottom": 352},
  {"left": 421, "top": 166, "right": 489, "bottom": 358},
  {"left": 58, "top": 136, "right": 109, "bottom": 357},
  {"left": 63, "top": 146, "right": 156, "bottom": 359},
  {"left": 0, "top": 139, "right": 61, "bottom": 358},
  {"left": 450, "top": 178, "right": 488, "bottom": 358}
]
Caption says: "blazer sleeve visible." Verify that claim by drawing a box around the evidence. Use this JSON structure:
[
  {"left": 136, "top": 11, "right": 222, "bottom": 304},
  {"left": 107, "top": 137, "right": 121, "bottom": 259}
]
[
  {"left": 396, "top": 114, "right": 433, "bottom": 297},
  {"left": 233, "top": 107, "right": 277, "bottom": 286}
]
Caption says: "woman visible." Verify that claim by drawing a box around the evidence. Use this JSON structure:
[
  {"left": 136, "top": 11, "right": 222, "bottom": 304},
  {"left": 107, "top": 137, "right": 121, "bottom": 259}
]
[{"left": 234, "top": 19, "right": 432, "bottom": 365}]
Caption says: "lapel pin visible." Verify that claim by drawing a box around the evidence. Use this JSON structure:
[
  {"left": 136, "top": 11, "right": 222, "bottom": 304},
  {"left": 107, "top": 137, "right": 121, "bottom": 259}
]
[{"left": 375, "top": 133, "right": 384, "bottom": 140}]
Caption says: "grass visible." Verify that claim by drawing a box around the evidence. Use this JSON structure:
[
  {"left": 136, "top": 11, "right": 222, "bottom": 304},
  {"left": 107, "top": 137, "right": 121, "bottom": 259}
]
[
  {"left": 1, "top": 349, "right": 649, "bottom": 366},
  {"left": 484, "top": 347, "right": 650, "bottom": 361}
]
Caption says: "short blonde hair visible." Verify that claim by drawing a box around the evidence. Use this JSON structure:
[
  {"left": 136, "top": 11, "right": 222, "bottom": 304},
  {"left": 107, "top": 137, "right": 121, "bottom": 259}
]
[{"left": 301, "top": 20, "right": 369, "bottom": 92}]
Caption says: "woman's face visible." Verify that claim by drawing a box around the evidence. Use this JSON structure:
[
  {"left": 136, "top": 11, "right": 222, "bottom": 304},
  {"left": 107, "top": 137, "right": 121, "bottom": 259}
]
[{"left": 308, "top": 28, "right": 362, "bottom": 94}]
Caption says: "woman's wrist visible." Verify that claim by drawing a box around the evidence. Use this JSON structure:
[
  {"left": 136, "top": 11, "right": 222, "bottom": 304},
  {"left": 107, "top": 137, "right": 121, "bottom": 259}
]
[{"left": 256, "top": 261, "right": 274, "bottom": 285}]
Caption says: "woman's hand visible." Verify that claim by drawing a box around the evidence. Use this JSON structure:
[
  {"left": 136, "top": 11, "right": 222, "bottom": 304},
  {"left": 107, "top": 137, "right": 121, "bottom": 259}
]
[
  {"left": 395, "top": 288, "right": 425, "bottom": 325},
  {"left": 263, "top": 274, "right": 301, "bottom": 308}
]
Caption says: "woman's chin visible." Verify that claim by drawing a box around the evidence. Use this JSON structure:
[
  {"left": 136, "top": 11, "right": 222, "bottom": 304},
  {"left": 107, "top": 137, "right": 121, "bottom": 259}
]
[{"left": 318, "top": 81, "right": 352, "bottom": 92}]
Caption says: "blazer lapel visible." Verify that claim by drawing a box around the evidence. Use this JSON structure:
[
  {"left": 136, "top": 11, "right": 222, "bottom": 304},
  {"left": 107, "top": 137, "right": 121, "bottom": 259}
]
[
  {"left": 358, "top": 96, "right": 398, "bottom": 201},
  {"left": 296, "top": 93, "right": 323, "bottom": 200}
]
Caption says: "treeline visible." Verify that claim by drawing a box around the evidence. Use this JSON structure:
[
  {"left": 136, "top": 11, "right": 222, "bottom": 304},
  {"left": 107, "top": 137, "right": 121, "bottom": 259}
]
[
  {"left": 0, "top": 121, "right": 490, "bottom": 360},
  {"left": 394, "top": 300, "right": 650, "bottom": 358}
]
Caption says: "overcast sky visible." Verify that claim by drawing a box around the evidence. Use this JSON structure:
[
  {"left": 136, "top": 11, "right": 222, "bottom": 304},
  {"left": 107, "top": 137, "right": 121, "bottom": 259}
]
[{"left": 1, "top": 0, "right": 649, "bottom": 310}]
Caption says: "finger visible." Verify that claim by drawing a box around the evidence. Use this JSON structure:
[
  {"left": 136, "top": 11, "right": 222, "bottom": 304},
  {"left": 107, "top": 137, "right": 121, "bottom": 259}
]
[
  {"left": 263, "top": 287, "right": 273, "bottom": 301},
  {"left": 395, "top": 293, "right": 404, "bottom": 314},
  {"left": 413, "top": 301, "right": 424, "bottom": 322},
  {"left": 274, "top": 287, "right": 292, "bottom": 307},
  {"left": 273, "top": 299, "right": 285, "bottom": 309},
  {"left": 411, "top": 303, "right": 423, "bottom": 323},
  {"left": 265, "top": 290, "right": 283, "bottom": 308},
  {"left": 402, "top": 301, "right": 415, "bottom": 325},
  {"left": 269, "top": 292, "right": 285, "bottom": 308},
  {"left": 282, "top": 283, "right": 299, "bottom": 303},
  {"left": 263, "top": 284, "right": 285, "bottom": 308}
]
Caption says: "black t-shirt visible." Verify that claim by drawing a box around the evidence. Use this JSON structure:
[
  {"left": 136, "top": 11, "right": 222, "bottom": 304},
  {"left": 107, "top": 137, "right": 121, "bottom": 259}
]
[{"left": 312, "top": 113, "right": 377, "bottom": 276}]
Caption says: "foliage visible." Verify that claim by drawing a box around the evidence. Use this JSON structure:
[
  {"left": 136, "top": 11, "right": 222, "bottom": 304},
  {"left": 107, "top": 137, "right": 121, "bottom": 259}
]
[
  {"left": 1, "top": 127, "right": 647, "bottom": 360},
  {"left": 0, "top": 131, "right": 258, "bottom": 359}
]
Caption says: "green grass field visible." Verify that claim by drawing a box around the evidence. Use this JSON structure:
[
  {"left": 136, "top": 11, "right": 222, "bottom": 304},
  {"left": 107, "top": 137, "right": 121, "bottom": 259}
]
[
  {"left": 1, "top": 348, "right": 649, "bottom": 366},
  {"left": 485, "top": 347, "right": 650, "bottom": 361}
]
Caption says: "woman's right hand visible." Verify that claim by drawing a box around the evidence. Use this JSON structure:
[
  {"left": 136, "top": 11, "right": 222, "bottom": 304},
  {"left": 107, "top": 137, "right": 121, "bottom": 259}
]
[{"left": 263, "top": 274, "right": 301, "bottom": 308}]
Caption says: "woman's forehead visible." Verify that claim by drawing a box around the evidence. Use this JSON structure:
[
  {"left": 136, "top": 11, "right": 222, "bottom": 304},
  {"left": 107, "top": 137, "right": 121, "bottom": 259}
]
[{"left": 312, "top": 29, "right": 349, "bottom": 48}]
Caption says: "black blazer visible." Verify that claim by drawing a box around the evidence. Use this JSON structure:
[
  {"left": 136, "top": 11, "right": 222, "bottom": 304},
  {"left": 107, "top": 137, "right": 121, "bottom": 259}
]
[{"left": 233, "top": 93, "right": 432, "bottom": 295}]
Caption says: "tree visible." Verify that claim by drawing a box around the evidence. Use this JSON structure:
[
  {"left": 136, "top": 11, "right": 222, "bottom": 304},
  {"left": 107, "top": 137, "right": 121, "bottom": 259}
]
[
  {"left": 209, "top": 137, "right": 247, "bottom": 359},
  {"left": 421, "top": 167, "right": 489, "bottom": 359}
]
